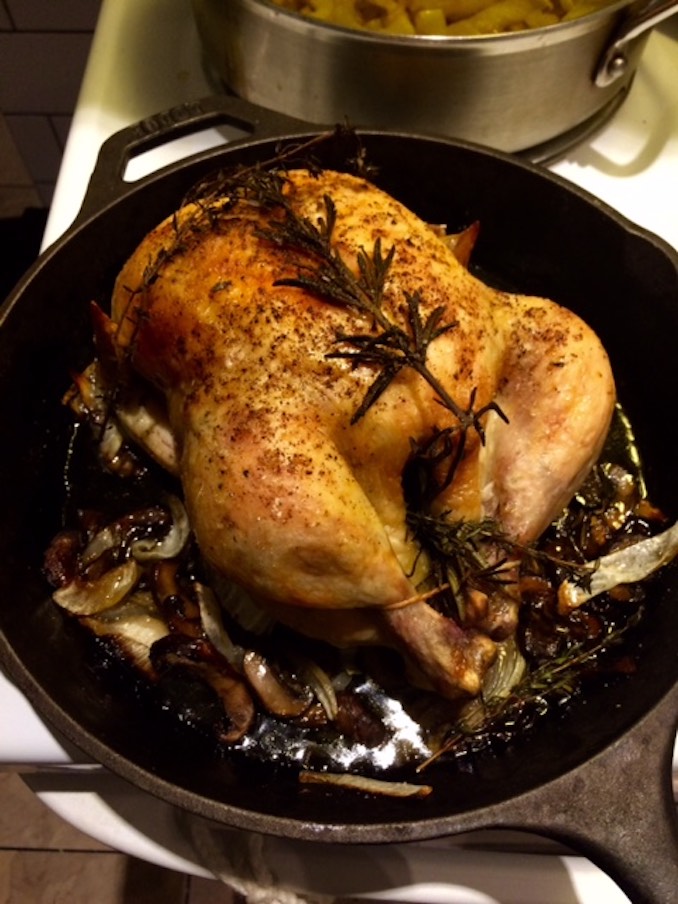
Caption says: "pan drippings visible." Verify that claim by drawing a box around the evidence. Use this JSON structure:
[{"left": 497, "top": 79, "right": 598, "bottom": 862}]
[{"left": 43, "top": 404, "right": 659, "bottom": 782}]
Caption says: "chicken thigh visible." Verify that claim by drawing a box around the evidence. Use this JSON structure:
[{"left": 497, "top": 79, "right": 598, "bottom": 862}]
[{"left": 107, "top": 167, "right": 615, "bottom": 699}]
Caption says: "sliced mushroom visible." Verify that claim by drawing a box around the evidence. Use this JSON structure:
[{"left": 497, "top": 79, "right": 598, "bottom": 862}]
[
  {"left": 151, "top": 635, "right": 256, "bottom": 743},
  {"left": 151, "top": 559, "right": 202, "bottom": 637},
  {"left": 242, "top": 650, "right": 312, "bottom": 718}
]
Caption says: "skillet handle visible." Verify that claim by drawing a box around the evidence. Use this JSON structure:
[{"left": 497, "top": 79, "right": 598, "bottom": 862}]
[
  {"left": 491, "top": 682, "right": 678, "bottom": 904},
  {"left": 75, "top": 95, "right": 317, "bottom": 224}
]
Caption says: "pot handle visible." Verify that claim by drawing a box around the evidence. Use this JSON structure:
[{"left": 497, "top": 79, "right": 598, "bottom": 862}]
[
  {"left": 595, "top": 0, "right": 678, "bottom": 86},
  {"left": 75, "top": 95, "right": 318, "bottom": 224},
  {"left": 485, "top": 681, "right": 678, "bottom": 904}
]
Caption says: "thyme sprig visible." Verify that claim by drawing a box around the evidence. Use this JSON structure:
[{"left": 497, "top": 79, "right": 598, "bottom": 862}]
[
  {"left": 408, "top": 511, "right": 516, "bottom": 592},
  {"left": 417, "top": 610, "right": 642, "bottom": 771}
]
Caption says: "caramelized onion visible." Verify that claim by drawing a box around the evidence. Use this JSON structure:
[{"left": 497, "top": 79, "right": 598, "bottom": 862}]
[
  {"left": 52, "top": 560, "right": 141, "bottom": 616},
  {"left": 115, "top": 388, "right": 179, "bottom": 476},
  {"left": 481, "top": 637, "right": 526, "bottom": 702},
  {"left": 558, "top": 520, "right": 678, "bottom": 612},
  {"left": 83, "top": 590, "right": 170, "bottom": 676},
  {"left": 80, "top": 524, "right": 120, "bottom": 568},
  {"left": 80, "top": 505, "right": 180, "bottom": 570},
  {"left": 210, "top": 573, "right": 273, "bottom": 635},
  {"left": 195, "top": 582, "right": 245, "bottom": 669},
  {"left": 67, "top": 362, "right": 140, "bottom": 476},
  {"left": 130, "top": 495, "right": 190, "bottom": 562},
  {"left": 298, "top": 658, "right": 339, "bottom": 721},
  {"left": 299, "top": 770, "right": 432, "bottom": 798}
]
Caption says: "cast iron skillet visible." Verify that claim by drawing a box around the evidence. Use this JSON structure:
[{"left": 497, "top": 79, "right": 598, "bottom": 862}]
[{"left": 1, "top": 95, "right": 677, "bottom": 903}]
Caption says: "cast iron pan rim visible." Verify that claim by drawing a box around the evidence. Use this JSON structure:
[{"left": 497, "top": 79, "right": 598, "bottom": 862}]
[
  {"left": 4, "top": 616, "right": 678, "bottom": 845},
  {"left": 136, "top": 124, "right": 677, "bottom": 266},
  {"left": 59, "top": 111, "right": 678, "bottom": 280},
  {"left": 5, "top": 614, "right": 676, "bottom": 846}
]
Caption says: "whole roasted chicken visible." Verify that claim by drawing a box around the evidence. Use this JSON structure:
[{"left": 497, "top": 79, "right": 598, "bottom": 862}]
[{"left": 95, "top": 165, "right": 615, "bottom": 700}]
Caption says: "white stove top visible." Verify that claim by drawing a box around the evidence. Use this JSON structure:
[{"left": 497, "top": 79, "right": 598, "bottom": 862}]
[{"left": 2, "top": 1, "right": 678, "bottom": 900}]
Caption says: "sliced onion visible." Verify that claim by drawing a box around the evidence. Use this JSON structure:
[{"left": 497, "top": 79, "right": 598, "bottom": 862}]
[
  {"left": 82, "top": 505, "right": 180, "bottom": 568},
  {"left": 298, "top": 658, "right": 338, "bottom": 720},
  {"left": 52, "top": 559, "right": 141, "bottom": 616},
  {"left": 208, "top": 669, "right": 256, "bottom": 744},
  {"left": 558, "top": 520, "right": 678, "bottom": 612},
  {"left": 80, "top": 524, "right": 121, "bottom": 568},
  {"left": 83, "top": 590, "right": 170, "bottom": 676},
  {"left": 299, "top": 770, "right": 432, "bottom": 798},
  {"left": 454, "top": 637, "right": 527, "bottom": 734},
  {"left": 98, "top": 418, "right": 126, "bottom": 466},
  {"left": 481, "top": 637, "right": 526, "bottom": 702},
  {"left": 67, "top": 361, "right": 107, "bottom": 422},
  {"left": 130, "top": 495, "right": 190, "bottom": 562},
  {"left": 210, "top": 572, "right": 273, "bottom": 635},
  {"left": 195, "top": 581, "right": 245, "bottom": 669},
  {"left": 116, "top": 388, "right": 179, "bottom": 476}
]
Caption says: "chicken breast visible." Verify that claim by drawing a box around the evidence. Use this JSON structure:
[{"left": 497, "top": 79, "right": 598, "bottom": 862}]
[{"left": 107, "top": 167, "right": 615, "bottom": 698}]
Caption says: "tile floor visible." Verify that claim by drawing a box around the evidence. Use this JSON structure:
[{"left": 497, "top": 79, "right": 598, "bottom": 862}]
[{"left": 0, "top": 772, "right": 239, "bottom": 903}]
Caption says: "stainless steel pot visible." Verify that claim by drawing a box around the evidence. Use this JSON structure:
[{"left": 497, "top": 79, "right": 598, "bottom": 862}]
[{"left": 191, "top": 0, "right": 677, "bottom": 155}]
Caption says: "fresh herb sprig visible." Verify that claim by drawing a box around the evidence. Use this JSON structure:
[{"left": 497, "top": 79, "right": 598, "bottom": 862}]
[{"left": 417, "top": 610, "right": 642, "bottom": 771}]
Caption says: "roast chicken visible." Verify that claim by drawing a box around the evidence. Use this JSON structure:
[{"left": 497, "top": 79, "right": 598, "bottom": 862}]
[{"left": 101, "top": 166, "right": 615, "bottom": 700}]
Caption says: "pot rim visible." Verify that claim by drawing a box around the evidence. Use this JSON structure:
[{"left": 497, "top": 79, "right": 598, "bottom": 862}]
[{"left": 224, "top": 0, "right": 634, "bottom": 46}]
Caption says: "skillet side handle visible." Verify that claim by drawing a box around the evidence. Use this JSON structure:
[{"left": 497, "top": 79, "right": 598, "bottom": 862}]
[
  {"left": 74, "top": 95, "right": 318, "bottom": 225},
  {"left": 497, "top": 683, "right": 678, "bottom": 904}
]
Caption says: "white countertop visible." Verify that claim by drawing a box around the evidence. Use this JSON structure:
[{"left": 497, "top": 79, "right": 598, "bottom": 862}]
[{"left": 42, "top": 2, "right": 678, "bottom": 252}]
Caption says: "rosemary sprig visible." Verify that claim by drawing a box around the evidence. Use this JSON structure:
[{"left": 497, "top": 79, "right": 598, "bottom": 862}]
[
  {"left": 260, "top": 194, "right": 394, "bottom": 317},
  {"left": 329, "top": 290, "right": 457, "bottom": 423},
  {"left": 261, "top": 192, "right": 507, "bottom": 443}
]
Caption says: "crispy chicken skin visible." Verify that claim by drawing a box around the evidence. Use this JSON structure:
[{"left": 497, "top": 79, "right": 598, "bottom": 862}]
[{"left": 108, "top": 168, "right": 615, "bottom": 698}]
